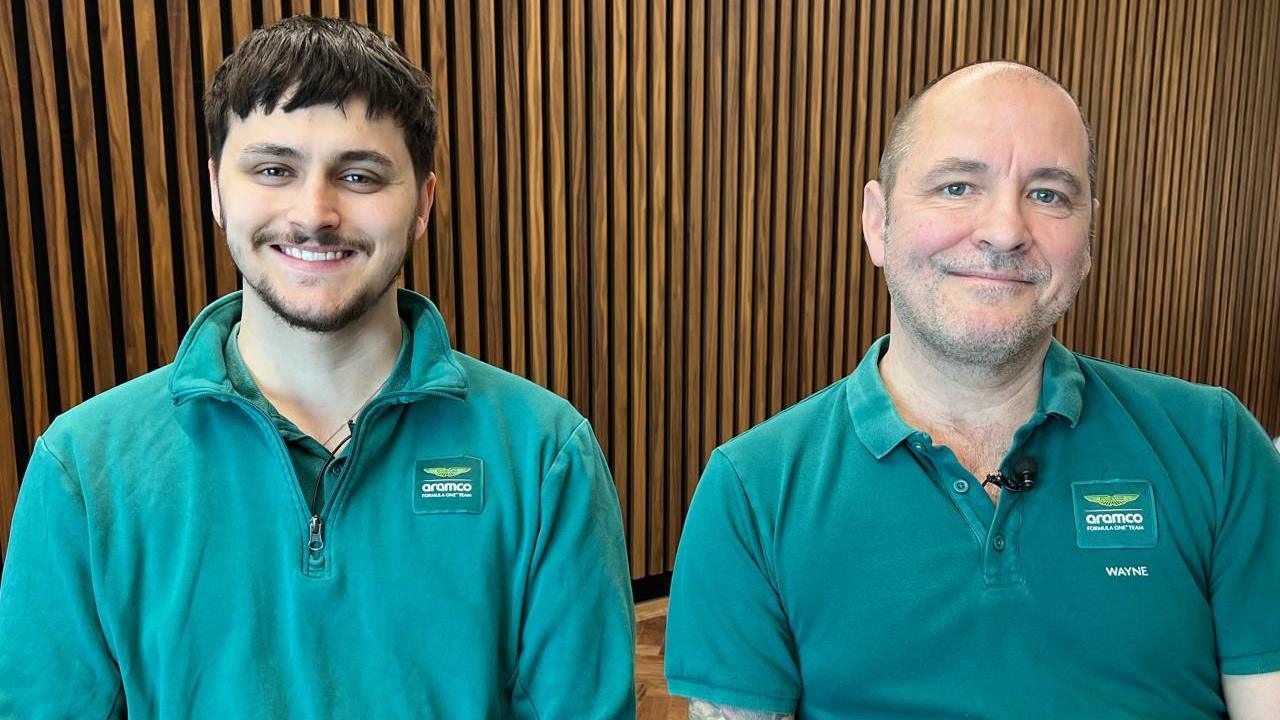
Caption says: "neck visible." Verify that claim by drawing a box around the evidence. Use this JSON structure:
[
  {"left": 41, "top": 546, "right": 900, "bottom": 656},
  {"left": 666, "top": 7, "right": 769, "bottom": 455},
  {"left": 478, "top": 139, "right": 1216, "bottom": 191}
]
[
  {"left": 236, "top": 289, "right": 402, "bottom": 447},
  {"left": 879, "top": 319, "right": 1050, "bottom": 436}
]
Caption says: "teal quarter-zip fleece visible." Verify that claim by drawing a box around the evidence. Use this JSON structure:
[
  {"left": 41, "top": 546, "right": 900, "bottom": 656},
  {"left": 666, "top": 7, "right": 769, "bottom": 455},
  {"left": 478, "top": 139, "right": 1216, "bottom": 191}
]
[{"left": 0, "top": 290, "right": 635, "bottom": 719}]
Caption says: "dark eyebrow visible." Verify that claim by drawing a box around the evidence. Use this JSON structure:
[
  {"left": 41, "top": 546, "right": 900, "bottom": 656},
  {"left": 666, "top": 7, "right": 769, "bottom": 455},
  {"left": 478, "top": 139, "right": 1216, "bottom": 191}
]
[
  {"left": 242, "top": 143, "right": 303, "bottom": 160},
  {"left": 336, "top": 150, "right": 396, "bottom": 169},
  {"left": 239, "top": 145, "right": 395, "bottom": 171},
  {"left": 919, "top": 157, "right": 990, "bottom": 185},
  {"left": 1028, "top": 167, "right": 1084, "bottom": 197}
]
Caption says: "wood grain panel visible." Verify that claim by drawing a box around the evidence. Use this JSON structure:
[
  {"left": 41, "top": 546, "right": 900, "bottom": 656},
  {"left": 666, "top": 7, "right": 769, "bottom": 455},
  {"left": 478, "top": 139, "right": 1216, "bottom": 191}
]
[
  {"left": 646, "top": 0, "right": 666, "bottom": 576},
  {"left": 0, "top": 0, "right": 47, "bottom": 453},
  {"left": 166, "top": 0, "right": 209, "bottom": 329},
  {"left": 474, "top": 0, "right": 503, "bottom": 367},
  {"left": 499, "top": 0, "right": 525, "bottom": 378},
  {"left": 682, "top": 0, "right": 705, "bottom": 516},
  {"left": 447, "top": 0, "right": 481, "bottom": 357},
  {"left": 426, "top": 0, "right": 457, "bottom": 342},
  {"left": 545, "top": 0, "right": 569, "bottom": 398},
  {"left": 628, "top": 0, "right": 649, "bottom": 579},
  {"left": 25, "top": 2, "right": 81, "bottom": 413},
  {"left": 133, "top": 0, "right": 181, "bottom": 365},
  {"left": 607, "top": 0, "right": 630, "bottom": 550},
  {"left": 567, "top": 0, "right": 592, "bottom": 414},
  {"left": 100, "top": 0, "right": 150, "bottom": 379},
  {"left": 2, "top": 1, "right": 1279, "bottom": 598},
  {"left": 64, "top": 0, "right": 116, "bottom": 395},
  {"left": 0, "top": 289, "right": 13, "bottom": 560},
  {"left": 664, "top": 0, "right": 688, "bottom": 570}
]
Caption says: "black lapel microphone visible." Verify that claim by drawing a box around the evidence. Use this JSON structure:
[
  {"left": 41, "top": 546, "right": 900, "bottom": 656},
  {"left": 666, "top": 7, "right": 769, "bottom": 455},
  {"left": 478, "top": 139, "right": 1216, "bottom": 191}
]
[{"left": 983, "top": 457, "right": 1038, "bottom": 493}]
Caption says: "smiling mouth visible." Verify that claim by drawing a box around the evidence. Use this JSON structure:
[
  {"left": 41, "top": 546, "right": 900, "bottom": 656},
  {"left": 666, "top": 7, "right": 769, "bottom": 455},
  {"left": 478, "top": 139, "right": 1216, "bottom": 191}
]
[
  {"left": 273, "top": 245, "right": 356, "bottom": 263},
  {"left": 951, "top": 271, "right": 1030, "bottom": 283}
]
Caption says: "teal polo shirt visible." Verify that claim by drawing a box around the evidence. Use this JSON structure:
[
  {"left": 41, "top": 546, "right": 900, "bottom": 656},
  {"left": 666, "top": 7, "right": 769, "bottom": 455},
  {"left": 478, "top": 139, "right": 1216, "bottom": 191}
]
[{"left": 666, "top": 335, "right": 1280, "bottom": 719}]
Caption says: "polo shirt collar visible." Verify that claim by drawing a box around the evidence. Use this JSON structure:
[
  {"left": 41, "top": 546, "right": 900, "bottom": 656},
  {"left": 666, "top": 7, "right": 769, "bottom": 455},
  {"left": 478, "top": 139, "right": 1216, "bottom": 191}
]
[
  {"left": 847, "top": 336, "right": 914, "bottom": 459},
  {"left": 169, "top": 289, "right": 469, "bottom": 405},
  {"left": 1039, "top": 337, "right": 1084, "bottom": 428},
  {"left": 848, "top": 335, "right": 1085, "bottom": 459}
]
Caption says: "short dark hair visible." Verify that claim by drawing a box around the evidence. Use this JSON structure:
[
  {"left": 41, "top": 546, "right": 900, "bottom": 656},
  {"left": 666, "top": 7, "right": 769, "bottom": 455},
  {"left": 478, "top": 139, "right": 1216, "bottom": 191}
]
[
  {"left": 204, "top": 15, "right": 438, "bottom": 182},
  {"left": 878, "top": 61, "right": 1096, "bottom": 200}
]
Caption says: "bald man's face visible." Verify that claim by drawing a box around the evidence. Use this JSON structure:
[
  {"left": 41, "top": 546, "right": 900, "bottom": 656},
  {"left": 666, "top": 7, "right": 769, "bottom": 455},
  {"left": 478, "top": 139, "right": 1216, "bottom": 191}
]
[{"left": 862, "top": 72, "right": 1095, "bottom": 366}]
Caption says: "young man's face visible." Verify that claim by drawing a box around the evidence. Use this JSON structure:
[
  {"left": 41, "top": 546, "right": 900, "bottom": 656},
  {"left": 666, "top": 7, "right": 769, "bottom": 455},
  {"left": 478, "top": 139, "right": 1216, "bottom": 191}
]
[
  {"left": 863, "top": 72, "right": 1095, "bottom": 366},
  {"left": 210, "top": 97, "right": 435, "bottom": 332}
]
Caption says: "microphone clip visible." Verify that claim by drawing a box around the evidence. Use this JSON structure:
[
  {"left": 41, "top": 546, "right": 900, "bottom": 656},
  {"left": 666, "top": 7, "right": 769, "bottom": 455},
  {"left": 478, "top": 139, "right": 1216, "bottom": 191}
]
[{"left": 983, "top": 458, "right": 1038, "bottom": 493}]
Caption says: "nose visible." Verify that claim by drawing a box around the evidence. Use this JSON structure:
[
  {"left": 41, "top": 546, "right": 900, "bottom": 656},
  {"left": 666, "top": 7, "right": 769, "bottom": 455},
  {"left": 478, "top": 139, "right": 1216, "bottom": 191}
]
[
  {"left": 975, "top": 192, "right": 1031, "bottom": 253},
  {"left": 287, "top": 176, "right": 341, "bottom": 234}
]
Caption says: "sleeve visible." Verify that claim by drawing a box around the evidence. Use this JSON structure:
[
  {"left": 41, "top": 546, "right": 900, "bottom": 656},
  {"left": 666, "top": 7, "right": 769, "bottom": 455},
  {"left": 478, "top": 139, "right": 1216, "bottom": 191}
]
[
  {"left": 511, "top": 420, "right": 635, "bottom": 720},
  {"left": 0, "top": 438, "right": 125, "bottom": 718},
  {"left": 664, "top": 450, "right": 800, "bottom": 713},
  {"left": 1210, "top": 390, "right": 1280, "bottom": 675}
]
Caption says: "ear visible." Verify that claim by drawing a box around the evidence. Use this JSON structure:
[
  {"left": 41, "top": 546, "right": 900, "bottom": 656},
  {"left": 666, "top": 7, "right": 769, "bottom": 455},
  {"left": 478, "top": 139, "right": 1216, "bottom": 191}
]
[
  {"left": 208, "top": 158, "right": 224, "bottom": 229},
  {"left": 1085, "top": 197, "right": 1102, "bottom": 275},
  {"left": 412, "top": 172, "right": 438, "bottom": 239},
  {"left": 862, "top": 180, "right": 888, "bottom": 268}
]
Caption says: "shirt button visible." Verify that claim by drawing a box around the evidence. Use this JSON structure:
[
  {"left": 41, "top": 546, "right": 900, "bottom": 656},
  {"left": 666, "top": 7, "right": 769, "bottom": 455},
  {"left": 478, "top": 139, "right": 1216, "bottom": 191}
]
[
  {"left": 912, "top": 442, "right": 926, "bottom": 452},
  {"left": 952, "top": 479, "right": 969, "bottom": 493},
  {"left": 993, "top": 534, "right": 1007, "bottom": 552}
]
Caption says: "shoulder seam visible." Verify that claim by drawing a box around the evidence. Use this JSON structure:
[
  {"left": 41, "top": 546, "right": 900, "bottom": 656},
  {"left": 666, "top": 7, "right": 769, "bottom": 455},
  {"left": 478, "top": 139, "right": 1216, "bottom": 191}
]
[
  {"left": 31, "top": 436, "right": 75, "bottom": 483},
  {"left": 544, "top": 417, "right": 592, "bottom": 483},
  {"left": 709, "top": 449, "right": 786, "bottom": 595},
  {"left": 1076, "top": 352, "right": 1215, "bottom": 389},
  {"left": 724, "top": 377, "right": 849, "bottom": 448}
]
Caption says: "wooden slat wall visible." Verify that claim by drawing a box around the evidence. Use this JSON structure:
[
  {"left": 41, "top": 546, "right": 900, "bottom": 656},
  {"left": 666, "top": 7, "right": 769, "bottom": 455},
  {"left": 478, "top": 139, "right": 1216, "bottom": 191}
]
[{"left": 2, "top": 1, "right": 1279, "bottom": 589}]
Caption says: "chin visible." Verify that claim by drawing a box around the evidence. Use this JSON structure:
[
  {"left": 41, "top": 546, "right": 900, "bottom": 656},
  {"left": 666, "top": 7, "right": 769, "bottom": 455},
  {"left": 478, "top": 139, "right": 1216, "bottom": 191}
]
[
  {"left": 251, "top": 280, "right": 395, "bottom": 334},
  {"left": 912, "top": 315, "right": 1048, "bottom": 367}
]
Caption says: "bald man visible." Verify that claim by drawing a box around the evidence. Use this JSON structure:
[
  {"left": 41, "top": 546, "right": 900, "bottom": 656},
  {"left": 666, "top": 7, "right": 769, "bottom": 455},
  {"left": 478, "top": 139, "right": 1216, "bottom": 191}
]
[{"left": 665, "top": 61, "right": 1280, "bottom": 719}]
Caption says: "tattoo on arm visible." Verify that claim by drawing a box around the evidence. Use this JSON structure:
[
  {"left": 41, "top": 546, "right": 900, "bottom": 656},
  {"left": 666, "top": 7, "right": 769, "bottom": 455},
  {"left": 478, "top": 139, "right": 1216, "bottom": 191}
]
[{"left": 688, "top": 698, "right": 795, "bottom": 720}]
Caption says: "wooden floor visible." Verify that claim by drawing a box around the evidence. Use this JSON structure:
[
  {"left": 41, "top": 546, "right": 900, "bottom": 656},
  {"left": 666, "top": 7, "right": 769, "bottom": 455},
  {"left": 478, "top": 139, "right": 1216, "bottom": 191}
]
[{"left": 636, "top": 598, "right": 688, "bottom": 719}]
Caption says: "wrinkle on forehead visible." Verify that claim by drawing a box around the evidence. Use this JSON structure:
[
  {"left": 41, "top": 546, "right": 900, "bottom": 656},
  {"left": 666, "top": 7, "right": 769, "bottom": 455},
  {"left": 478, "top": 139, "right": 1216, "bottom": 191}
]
[{"left": 908, "top": 76, "right": 1091, "bottom": 182}]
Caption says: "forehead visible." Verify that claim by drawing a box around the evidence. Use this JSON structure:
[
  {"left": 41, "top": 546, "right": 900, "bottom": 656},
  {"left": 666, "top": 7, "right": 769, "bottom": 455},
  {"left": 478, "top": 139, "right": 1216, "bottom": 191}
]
[
  {"left": 905, "top": 74, "right": 1090, "bottom": 179},
  {"left": 223, "top": 97, "right": 411, "bottom": 163}
]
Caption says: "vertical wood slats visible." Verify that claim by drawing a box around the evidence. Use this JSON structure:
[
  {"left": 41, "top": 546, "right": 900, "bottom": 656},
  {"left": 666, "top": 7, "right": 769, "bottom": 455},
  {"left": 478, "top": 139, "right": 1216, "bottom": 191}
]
[{"left": 2, "top": 1, "right": 1279, "bottom": 587}]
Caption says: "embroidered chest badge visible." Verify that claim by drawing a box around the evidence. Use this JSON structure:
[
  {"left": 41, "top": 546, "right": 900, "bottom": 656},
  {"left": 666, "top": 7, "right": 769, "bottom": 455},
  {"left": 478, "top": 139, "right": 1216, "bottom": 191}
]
[
  {"left": 414, "top": 456, "right": 485, "bottom": 514},
  {"left": 1070, "top": 479, "right": 1158, "bottom": 549}
]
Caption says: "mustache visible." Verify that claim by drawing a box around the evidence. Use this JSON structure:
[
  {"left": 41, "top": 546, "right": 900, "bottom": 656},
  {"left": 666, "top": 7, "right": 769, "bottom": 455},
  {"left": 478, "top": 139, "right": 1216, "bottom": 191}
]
[
  {"left": 932, "top": 251, "right": 1048, "bottom": 283},
  {"left": 252, "top": 228, "right": 374, "bottom": 255}
]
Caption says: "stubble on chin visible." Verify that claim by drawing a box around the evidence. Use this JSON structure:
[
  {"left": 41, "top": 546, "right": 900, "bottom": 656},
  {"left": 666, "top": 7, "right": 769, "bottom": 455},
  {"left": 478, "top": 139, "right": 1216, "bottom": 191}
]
[
  {"left": 226, "top": 227, "right": 412, "bottom": 334},
  {"left": 885, "top": 265, "right": 1068, "bottom": 369},
  {"left": 248, "top": 268, "right": 402, "bottom": 333}
]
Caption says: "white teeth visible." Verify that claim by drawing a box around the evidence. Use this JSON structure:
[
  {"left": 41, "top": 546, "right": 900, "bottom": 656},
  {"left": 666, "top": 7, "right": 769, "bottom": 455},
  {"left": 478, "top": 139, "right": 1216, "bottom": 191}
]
[{"left": 281, "top": 247, "right": 350, "bottom": 262}]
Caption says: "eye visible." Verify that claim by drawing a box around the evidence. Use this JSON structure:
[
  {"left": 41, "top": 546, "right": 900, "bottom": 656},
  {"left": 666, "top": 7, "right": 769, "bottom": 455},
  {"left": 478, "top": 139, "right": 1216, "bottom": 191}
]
[
  {"left": 257, "top": 166, "right": 292, "bottom": 179},
  {"left": 942, "top": 182, "right": 971, "bottom": 197},
  {"left": 1030, "top": 188, "right": 1062, "bottom": 205},
  {"left": 340, "top": 172, "right": 383, "bottom": 189}
]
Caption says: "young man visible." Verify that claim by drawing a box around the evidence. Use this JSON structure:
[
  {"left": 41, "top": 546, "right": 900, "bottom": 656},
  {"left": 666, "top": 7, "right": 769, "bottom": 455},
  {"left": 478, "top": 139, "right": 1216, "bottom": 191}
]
[
  {"left": 0, "top": 16, "right": 634, "bottom": 718},
  {"left": 665, "top": 62, "right": 1280, "bottom": 718}
]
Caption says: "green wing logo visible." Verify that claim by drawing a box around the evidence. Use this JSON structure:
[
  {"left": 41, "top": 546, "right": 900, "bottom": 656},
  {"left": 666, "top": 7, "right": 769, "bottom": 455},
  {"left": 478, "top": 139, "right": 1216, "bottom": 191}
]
[
  {"left": 1084, "top": 493, "right": 1140, "bottom": 507},
  {"left": 423, "top": 466, "right": 472, "bottom": 478}
]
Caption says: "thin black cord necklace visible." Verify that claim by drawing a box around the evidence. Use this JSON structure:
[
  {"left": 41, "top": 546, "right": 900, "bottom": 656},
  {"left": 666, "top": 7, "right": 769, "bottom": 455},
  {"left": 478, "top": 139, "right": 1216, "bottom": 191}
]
[{"left": 307, "top": 420, "right": 355, "bottom": 553}]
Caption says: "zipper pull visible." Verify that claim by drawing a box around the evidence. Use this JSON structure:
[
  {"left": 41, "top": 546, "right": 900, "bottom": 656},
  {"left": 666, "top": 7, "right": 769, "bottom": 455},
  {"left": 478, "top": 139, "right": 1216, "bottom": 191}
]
[{"left": 308, "top": 514, "right": 325, "bottom": 552}]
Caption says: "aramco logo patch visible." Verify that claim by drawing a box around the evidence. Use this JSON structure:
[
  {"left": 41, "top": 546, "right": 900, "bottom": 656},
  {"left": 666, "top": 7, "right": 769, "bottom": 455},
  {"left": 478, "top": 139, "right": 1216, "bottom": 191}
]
[
  {"left": 1071, "top": 480, "right": 1157, "bottom": 549},
  {"left": 413, "top": 457, "right": 484, "bottom": 514},
  {"left": 1084, "top": 493, "right": 1140, "bottom": 507},
  {"left": 422, "top": 466, "right": 471, "bottom": 479}
]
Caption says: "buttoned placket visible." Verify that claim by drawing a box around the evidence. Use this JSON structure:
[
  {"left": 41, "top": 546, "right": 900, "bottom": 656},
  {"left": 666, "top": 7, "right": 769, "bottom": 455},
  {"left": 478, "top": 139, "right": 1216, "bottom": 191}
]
[{"left": 907, "top": 431, "right": 1029, "bottom": 588}]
